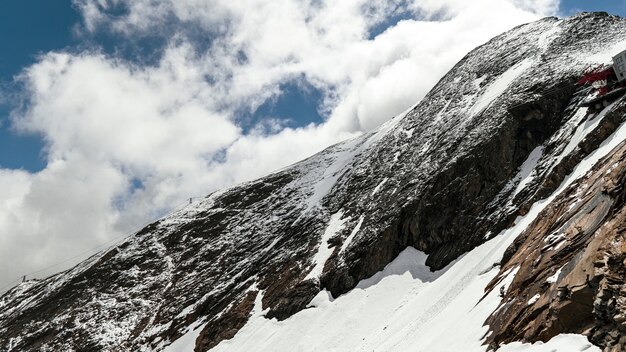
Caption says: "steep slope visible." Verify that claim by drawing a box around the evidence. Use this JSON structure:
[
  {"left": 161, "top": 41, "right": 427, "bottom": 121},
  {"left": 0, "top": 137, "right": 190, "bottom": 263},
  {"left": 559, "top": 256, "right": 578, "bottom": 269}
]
[
  {"left": 485, "top": 104, "right": 626, "bottom": 350},
  {"left": 2, "top": 12, "right": 626, "bottom": 352}
]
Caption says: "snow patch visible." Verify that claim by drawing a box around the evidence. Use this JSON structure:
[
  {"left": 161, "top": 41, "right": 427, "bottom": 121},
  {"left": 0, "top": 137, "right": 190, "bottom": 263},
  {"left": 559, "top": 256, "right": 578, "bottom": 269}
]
[
  {"left": 547, "top": 266, "right": 564, "bottom": 284},
  {"left": 371, "top": 178, "right": 388, "bottom": 196},
  {"left": 304, "top": 211, "right": 348, "bottom": 280},
  {"left": 537, "top": 20, "right": 563, "bottom": 49},
  {"left": 527, "top": 294, "right": 540, "bottom": 305},
  {"left": 553, "top": 104, "right": 610, "bottom": 167},
  {"left": 512, "top": 146, "right": 544, "bottom": 197},
  {"left": 340, "top": 216, "right": 364, "bottom": 254},
  {"left": 474, "top": 75, "right": 487, "bottom": 89},
  {"left": 299, "top": 105, "right": 407, "bottom": 215},
  {"left": 496, "top": 266, "right": 520, "bottom": 294},
  {"left": 162, "top": 322, "right": 206, "bottom": 352},
  {"left": 471, "top": 58, "right": 534, "bottom": 115},
  {"left": 434, "top": 99, "right": 452, "bottom": 122}
]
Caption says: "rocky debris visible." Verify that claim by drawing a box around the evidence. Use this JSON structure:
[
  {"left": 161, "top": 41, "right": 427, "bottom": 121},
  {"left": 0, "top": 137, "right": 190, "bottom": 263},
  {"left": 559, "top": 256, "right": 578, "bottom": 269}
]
[{"left": 2, "top": 12, "right": 626, "bottom": 352}]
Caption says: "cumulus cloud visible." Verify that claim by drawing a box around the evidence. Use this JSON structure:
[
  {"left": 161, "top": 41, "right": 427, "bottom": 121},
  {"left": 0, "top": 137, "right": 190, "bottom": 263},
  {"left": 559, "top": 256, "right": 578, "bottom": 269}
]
[{"left": 0, "top": 0, "right": 558, "bottom": 289}]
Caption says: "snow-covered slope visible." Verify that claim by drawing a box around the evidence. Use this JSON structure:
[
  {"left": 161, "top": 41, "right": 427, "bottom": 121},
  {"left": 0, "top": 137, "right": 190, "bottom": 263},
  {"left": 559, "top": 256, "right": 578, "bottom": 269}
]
[{"left": 2, "top": 12, "right": 626, "bottom": 352}]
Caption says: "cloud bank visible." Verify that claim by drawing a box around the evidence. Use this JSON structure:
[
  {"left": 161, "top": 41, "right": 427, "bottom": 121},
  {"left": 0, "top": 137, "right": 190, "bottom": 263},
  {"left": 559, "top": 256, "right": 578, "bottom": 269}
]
[{"left": 0, "top": 0, "right": 558, "bottom": 289}]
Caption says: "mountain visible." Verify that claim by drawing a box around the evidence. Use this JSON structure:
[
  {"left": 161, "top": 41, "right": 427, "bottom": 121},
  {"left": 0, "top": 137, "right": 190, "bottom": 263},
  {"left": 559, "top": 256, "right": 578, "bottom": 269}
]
[{"left": 2, "top": 12, "right": 626, "bottom": 352}]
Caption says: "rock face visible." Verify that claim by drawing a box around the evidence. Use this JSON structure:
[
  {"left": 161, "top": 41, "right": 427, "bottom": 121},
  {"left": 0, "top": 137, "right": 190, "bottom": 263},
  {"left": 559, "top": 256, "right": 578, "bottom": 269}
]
[
  {"left": 2, "top": 12, "right": 626, "bottom": 352},
  {"left": 485, "top": 103, "right": 626, "bottom": 351}
]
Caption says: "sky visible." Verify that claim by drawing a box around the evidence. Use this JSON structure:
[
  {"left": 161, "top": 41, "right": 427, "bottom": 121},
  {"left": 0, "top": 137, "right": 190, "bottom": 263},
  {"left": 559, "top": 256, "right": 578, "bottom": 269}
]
[{"left": 0, "top": 0, "right": 624, "bottom": 291}]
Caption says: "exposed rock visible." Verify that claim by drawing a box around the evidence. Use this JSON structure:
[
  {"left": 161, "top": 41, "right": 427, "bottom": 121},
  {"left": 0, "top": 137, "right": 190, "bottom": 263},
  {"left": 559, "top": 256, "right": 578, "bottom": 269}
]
[
  {"left": 196, "top": 290, "right": 258, "bottom": 351},
  {"left": 486, "top": 129, "right": 626, "bottom": 351}
]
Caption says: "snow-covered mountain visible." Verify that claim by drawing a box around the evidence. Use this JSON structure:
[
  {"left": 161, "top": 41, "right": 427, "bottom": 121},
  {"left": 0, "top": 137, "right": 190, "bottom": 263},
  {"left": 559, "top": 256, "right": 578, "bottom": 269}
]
[{"left": 2, "top": 12, "right": 626, "bottom": 352}]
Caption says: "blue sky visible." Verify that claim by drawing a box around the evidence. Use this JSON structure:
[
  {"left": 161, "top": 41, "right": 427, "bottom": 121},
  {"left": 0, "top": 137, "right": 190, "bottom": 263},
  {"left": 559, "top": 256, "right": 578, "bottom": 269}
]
[
  {"left": 0, "top": 0, "right": 78, "bottom": 171},
  {"left": 561, "top": 0, "right": 626, "bottom": 16},
  {"left": 1, "top": 1, "right": 624, "bottom": 173}
]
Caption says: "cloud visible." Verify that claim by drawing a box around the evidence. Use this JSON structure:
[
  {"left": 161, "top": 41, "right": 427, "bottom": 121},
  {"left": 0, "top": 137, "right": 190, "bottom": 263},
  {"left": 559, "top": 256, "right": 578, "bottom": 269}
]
[{"left": 0, "top": 0, "right": 558, "bottom": 289}]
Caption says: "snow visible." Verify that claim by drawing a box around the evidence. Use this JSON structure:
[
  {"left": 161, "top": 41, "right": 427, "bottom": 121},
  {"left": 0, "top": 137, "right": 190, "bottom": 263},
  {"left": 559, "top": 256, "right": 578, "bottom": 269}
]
[
  {"left": 536, "top": 21, "right": 562, "bottom": 49},
  {"left": 585, "top": 39, "right": 626, "bottom": 65},
  {"left": 498, "top": 267, "right": 519, "bottom": 294},
  {"left": 304, "top": 211, "right": 348, "bottom": 280},
  {"left": 339, "top": 216, "right": 364, "bottom": 254},
  {"left": 558, "top": 103, "right": 626, "bottom": 190},
  {"left": 491, "top": 267, "right": 519, "bottom": 316},
  {"left": 532, "top": 99, "right": 626, "bottom": 223},
  {"left": 547, "top": 266, "right": 564, "bottom": 284},
  {"left": 553, "top": 104, "right": 610, "bottom": 166},
  {"left": 471, "top": 58, "right": 534, "bottom": 115},
  {"left": 434, "top": 99, "right": 452, "bottom": 122},
  {"left": 162, "top": 322, "right": 206, "bottom": 352},
  {"left": 542, "top": 232, "right": 566, "bottom": 252},
  {"left": 474, "top": 75, "right": 487, "bottom": 89},
  {"left": 303, "top": 146, "right": 357, "bottom": 213},
  {"left": 299, "top": 106, "right": 406, "bottom": 215},
  {"left": 496, "top": 334, "right": 600, "bottom": 352},
  {"left": 211, "top": 240, "right": 510, "bottom": 352},
  {"left": 371, "top": 178, "right": 388, "bottom": 196},
  {"left": 512, "top": 146, "right": 544, "bottom": 196},
  {"left": 544, "top": 232, "right": 564, "bottom": 243},
  {"left": 527, "top": 294, "right": 540, "bottom": 305},
  {"left": 211, "top": 209, "right": 540, "bottom": 352}
]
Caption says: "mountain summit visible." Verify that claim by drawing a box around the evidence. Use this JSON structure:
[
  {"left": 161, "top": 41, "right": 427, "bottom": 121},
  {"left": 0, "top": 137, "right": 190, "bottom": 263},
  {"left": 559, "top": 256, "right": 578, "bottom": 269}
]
[{"left": 2, "top": 12, "right": 626, "bottom": 352}]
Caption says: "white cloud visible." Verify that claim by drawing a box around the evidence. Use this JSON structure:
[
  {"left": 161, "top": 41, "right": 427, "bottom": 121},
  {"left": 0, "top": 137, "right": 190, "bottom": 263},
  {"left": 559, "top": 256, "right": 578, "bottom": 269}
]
[{"left": 0, "top": 0, "right": 558, "bottom": 289}]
